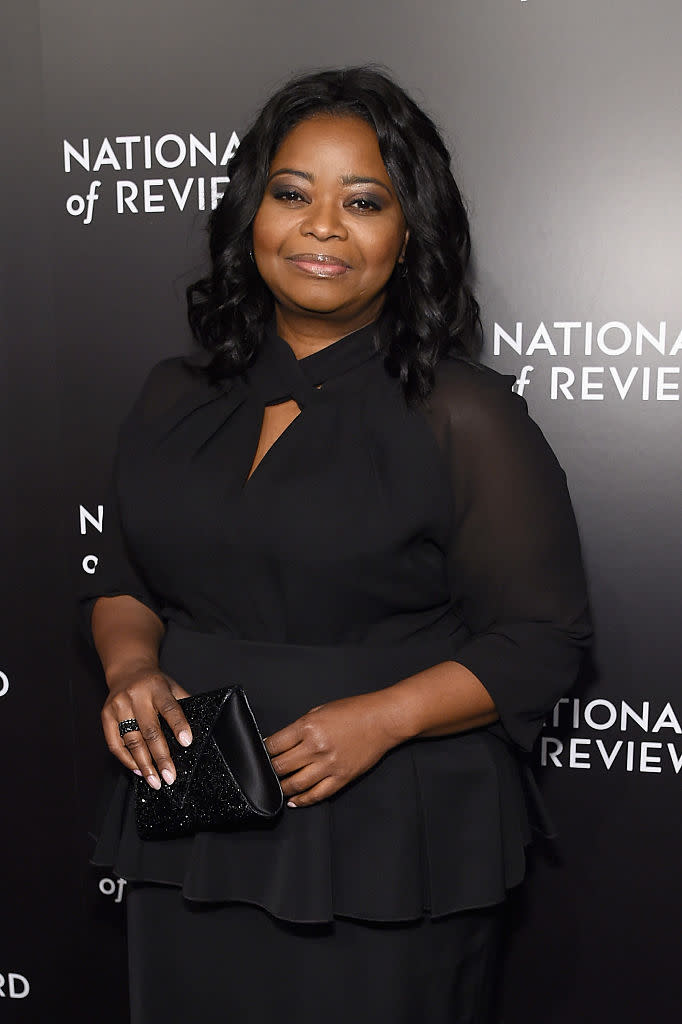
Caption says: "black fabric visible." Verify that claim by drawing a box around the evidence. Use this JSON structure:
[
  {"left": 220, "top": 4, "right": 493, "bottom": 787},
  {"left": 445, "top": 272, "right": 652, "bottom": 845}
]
[
  {"left": 83, "top": 317, "right": 591, "bottom": 922},
  {"left": 92, "top": 630, "right": 533, "bottom": 921},
  {"left": 126, "top": 883, "right": 503, "bottom": 1024}
]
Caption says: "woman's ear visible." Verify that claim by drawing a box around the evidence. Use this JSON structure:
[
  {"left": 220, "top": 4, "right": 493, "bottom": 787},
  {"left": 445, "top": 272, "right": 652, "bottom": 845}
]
[{"left": 398, "top": 229, "right": 410, "bottom": 263}]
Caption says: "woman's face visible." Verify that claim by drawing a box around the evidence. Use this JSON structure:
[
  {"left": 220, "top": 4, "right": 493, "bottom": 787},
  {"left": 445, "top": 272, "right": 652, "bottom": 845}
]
[{"left": 252, "top": 114, "right": 409, "bottom": 332}]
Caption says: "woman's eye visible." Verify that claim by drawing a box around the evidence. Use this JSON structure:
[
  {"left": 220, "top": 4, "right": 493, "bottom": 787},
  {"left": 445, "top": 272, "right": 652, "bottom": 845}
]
[
  {"left": 349, "top": 196, "right": 381, "bottom": 211},
  {"left": 272, "top": 188, "right": 305, "bottom": 203},
  {"left": 269, "top": 189, "right": 381, "bottom": 211}
]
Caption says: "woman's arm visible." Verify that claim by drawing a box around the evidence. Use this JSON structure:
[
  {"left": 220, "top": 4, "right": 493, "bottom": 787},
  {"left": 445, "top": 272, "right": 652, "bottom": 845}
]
[
  {"left": 265, "top": 666, "right": 496, "bottom": 809},
  {"left": 92, "top": 594, "right": 165, "bottom": 682},
  {"left": 379, "top": 365, "right": 593, "bottom": 747},
  {"left": 370, "top": 660, "right": 498, "bottom": 741},
  {"left": 93, "top": 595, "right": 193, "bottom": 789},
  {"left": 266, "top": 363, "right": 591, "bottom": 805},
  {"left": 420, "top": 362, "right": 592, "bottom": 751},
  {"left": 265, "top": 664, "right": 496, "bottom": 808}
]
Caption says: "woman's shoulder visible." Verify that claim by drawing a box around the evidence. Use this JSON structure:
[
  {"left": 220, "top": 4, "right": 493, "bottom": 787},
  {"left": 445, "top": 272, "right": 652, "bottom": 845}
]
[
  {"left": 431, "top": 353, "right": 516, "bottom": 394},
  {"left": 126, "top": 351, "right": 219, "bottom": 424},
  {"left": 137, "top": 350, "right": 212, "bottom": 392},
  {"left": 427, "top": 355, "right": 525, "bottom": 435}
]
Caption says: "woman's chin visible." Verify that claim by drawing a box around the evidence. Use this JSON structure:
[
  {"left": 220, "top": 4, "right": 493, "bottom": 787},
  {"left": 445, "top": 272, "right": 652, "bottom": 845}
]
[
  {"left": 276, "top": 294, "right": 354, "bottom": 318},
  {"left": 274, "top": 288, "right": 385, "bottom": 323}
]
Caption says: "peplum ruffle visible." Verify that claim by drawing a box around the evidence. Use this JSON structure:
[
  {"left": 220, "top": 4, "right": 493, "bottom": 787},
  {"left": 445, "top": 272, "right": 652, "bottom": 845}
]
[{"left": 90, "top": 625, "right": 546, "bottom": 923}]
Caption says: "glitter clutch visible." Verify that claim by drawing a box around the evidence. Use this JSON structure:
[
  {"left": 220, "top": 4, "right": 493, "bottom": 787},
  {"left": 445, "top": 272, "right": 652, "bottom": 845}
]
[{"left": 134, "top": 685, "right": 284, "bottom": 839}]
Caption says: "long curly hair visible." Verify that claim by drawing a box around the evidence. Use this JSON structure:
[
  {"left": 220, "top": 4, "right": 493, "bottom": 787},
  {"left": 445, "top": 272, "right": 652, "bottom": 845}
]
[{"left": 187, "top": 66, "right": 482, "bottom": 403}]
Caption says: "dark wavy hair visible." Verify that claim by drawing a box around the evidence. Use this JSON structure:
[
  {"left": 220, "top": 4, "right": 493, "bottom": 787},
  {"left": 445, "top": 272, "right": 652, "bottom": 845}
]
[{"left": 187, "top": 66, "right": 482, "bottom": 403}]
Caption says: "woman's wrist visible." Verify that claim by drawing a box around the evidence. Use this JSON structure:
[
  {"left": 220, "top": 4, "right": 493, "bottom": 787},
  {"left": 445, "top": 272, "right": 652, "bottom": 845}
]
[
  {"left": 104, "top": 654, "right": 161, "bottom": 693},
  {"left": 371, "top": 661, "right": 498, "bottom": 745},
  {"left": 366, "top": 681, "right": 424, "bottom": 748}
]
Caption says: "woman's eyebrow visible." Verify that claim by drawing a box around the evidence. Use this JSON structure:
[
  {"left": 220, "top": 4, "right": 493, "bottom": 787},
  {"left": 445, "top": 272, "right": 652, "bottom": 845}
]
[
  {"left": 268, "top": 168, "right": 313, "bottom": 183},
  {"left": 340, "top": 174, "right": 393, "bottom": 196},
  {"left": 268, "top": 168, "right": 393, "bottom": 196}
]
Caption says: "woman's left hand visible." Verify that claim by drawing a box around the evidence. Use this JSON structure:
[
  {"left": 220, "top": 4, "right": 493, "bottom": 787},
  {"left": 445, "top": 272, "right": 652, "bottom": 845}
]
[{"left": 263, "top": 692, "right": 401, "bottom": 807}]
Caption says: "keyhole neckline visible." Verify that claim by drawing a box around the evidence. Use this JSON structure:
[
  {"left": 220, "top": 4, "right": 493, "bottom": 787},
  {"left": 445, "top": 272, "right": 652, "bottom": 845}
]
[{"left": 244, "top": 317, "right": 381, "bottom": 407}]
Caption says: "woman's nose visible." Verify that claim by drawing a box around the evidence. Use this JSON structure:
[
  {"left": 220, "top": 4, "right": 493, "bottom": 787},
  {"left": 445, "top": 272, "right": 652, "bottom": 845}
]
[{"left": 299, "top": 199, "right": 347, "bottom": 241}]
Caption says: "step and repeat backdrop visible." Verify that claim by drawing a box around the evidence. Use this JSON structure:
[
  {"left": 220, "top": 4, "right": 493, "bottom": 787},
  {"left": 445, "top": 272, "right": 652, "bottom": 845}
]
[{"left": 2, "top": 0, "right": 680, "bottom": 1020}]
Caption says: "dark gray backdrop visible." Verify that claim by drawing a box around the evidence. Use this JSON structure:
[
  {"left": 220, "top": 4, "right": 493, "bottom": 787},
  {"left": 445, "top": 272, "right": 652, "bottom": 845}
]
[{"left": 2, "top": 0, "right": 680, "bottom": 1019}]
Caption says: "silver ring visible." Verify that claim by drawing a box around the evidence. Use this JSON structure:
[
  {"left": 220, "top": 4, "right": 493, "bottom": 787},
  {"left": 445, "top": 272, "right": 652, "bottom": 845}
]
[{"left": 118, "top": 718, "right": 140, "bottom": 738}]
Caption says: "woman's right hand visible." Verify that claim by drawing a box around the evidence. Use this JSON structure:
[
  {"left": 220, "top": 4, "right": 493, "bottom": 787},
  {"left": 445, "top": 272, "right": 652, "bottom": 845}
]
[{"left": 101, "top": 661, "right": 193, "bottom": 790}]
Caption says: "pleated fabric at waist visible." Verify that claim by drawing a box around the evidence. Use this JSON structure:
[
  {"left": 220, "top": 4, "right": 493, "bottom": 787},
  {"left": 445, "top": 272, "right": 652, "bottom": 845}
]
[
  {"left": 158, "top": 623, "right": 462, "bottom": 736},
  {"left": 90, "top": 624, "right": 543, "bottom": 923}
]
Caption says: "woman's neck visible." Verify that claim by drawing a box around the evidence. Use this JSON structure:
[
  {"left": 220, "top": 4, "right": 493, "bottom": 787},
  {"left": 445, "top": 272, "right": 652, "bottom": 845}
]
[{"left": 274, "top": 305, "right": 383, "bottom": 360}]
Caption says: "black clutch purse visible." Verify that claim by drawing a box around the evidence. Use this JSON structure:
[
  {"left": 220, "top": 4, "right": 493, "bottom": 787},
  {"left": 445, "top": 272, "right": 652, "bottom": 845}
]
[{"left": 134, "top": 685, "right": 284, "bottom": 840}]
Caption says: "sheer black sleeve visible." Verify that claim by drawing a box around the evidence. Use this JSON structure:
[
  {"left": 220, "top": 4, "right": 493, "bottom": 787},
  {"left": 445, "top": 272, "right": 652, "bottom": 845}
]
[
  {"left": 78, "top": 357, "right": 198, "bottom": 639},
  {"left": 423, "top": 359, "right": 592, "bottom": 751}
]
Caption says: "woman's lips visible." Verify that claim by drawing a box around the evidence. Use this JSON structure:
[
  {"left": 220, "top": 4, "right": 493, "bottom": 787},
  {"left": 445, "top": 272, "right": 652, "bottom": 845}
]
[{"left": 286, "top": 254, "right": 350, "bottom": 278}]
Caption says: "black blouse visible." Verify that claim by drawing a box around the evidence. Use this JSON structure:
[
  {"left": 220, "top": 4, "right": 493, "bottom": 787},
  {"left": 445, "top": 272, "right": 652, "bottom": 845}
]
[{"left": 83, "top": 318, "right": 591, "bottom": 922}]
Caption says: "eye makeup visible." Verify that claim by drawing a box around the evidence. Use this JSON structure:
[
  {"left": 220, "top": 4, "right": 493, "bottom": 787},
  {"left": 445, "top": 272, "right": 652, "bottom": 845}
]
[
  {"left": 270, "top": 186, "right": 307, "bottom": 202},
  {"left": 268, "top": 182, "right": 385, "bottom": 212},
  {"left": 346, "top": 194, "right": 383, "bottom": 211}
]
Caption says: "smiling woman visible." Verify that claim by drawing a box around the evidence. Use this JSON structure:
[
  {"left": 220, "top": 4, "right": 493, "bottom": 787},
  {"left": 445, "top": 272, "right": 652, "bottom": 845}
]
[
  {"left": 186, "top": 66, "right": 481, "bottom": 401},
  {"left": 251, "top": 115, "right": 408, "bottom": 344},
  {"left": 83, "top": 66, "right": 591, "bottom": 1024}
]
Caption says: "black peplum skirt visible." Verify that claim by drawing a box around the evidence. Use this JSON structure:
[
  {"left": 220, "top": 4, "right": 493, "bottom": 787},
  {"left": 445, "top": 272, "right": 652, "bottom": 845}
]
[
  {"left": 91, "top": 623, "right": 545, "bottom": 921},
  {"left": 90, "top": 624, "right": 548, "bottom": 1020}
]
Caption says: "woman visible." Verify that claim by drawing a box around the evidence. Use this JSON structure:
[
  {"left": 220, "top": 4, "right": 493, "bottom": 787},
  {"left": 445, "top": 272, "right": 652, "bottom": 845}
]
[{"left": 84, "top": 67, "right": 591, "bottom": 1023}]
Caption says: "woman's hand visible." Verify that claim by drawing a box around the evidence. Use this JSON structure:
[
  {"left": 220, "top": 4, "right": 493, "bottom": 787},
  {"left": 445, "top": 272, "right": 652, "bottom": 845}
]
[
  {"left": 101, "top": 660, "right": 193, "bottom": 790},
  {"left": 264, "top": 691, "right": 401, "bottom": 807}
]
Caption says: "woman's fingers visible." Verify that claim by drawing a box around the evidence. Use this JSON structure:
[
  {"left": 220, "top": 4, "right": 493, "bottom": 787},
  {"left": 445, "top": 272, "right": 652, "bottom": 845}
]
[
  {"left": 268, "top": 741, "right": 310, "bottom": 778},
  {"left": 278, "top": 762, "right": 330, "bottom": 799},
  {"left": 131, "top": 683, "right": 193, "bottom": 787},
  {"left": 107, "top": 681, "right": 163, "bottom": 786},
  {"left": 101, "top": 707, "right": 141, "bottom": 773},
  {"left": 103, "top": 672, "right": 193, "bottom": 787},
  {"left": 168, "top": 679, "right": 192, "bottom": 701},
  {"left": 156, "top": 688, "right": 193, "bottom": 750},
  {"left": 287, "top": 776, "right": 339, "bottom": 807},
  {"left": 133, "top": 703, "right": 178, "bottom": 788},
  {"left": 121, "top": 716, "right": 163, "bottom": 789},
  {"left": 264, "top": 719, "right": 307, "bottom": 758}
]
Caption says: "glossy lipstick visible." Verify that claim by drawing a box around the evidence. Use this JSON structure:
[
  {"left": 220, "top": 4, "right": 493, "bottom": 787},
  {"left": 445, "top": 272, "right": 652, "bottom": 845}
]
[{"left": 286, "top": 253, "right": 350, "bottom": 278}]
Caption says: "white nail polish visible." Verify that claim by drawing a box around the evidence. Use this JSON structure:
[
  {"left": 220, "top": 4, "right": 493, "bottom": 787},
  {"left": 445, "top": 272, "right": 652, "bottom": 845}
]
[
  {"left": 287, "top": 800, "right": 297, "bottom": 808},
  {"left": 161, "top": 769, "right": 175, "bottom": 786},
  {"left": 147, "top": 774, "right": 161, "bottom": 790}
]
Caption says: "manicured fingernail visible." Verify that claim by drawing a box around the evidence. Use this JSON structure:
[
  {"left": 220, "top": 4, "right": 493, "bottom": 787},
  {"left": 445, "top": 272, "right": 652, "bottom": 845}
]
[
  {"left": 287, "top": 800, "right": 297, "bottom": 808},
  {"left": 161, "top": 769, "right": 175, "bottom": 786},
  {"left": 147, "top": 774, "right": 161, "bottom": 790},
  {"left": 132, "top": 769, "right": 142, "bottom": 777},
  {"left": 178, "top": 730, "right": 192, "bottom": 747}
]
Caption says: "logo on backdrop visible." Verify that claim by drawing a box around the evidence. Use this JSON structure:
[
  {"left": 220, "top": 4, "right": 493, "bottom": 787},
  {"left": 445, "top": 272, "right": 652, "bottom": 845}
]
[
  {"left": 494, "top": 321, "right": 681, "bottom": 402},
  {"left": 539, "top": 697, "right": 682, "bottom": 774},
  {"left": 62, "top": 131, "right": 240, "bottom": 224},
  {"left": 0, "top": 973, "right": 30, "bottom": 999},
  {"left": 99, "top": 875, "right": 127, "bottom": 904},
  {"left": 80, "top": 504, "right": 103, "bottom": 574},
  {"left": 0, "top": 671, "right": 8, "bottom": 697}
]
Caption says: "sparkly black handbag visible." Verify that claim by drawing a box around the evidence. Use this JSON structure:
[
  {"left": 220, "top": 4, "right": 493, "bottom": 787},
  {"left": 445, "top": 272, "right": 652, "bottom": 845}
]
[{"left": 134, "top": 685, "right": 284, "bottom": 839}]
